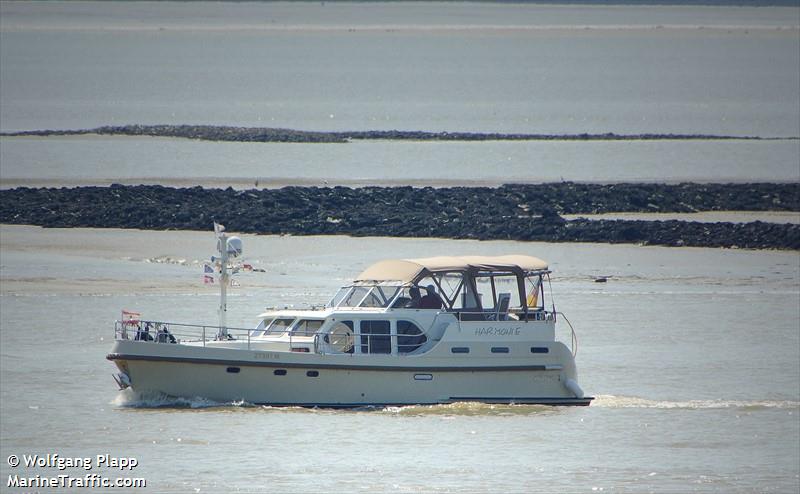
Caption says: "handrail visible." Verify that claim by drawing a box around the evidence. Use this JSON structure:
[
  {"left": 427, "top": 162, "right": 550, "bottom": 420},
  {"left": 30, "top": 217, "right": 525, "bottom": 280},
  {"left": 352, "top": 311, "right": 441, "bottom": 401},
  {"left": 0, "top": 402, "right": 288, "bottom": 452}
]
[
  {"left": 116, "top": 311, "right": 566, "bottom": 356},
  {"left": 117, "top": 319, "right": 256, "bottom": 332},
  {"left": 114, "top": 319, "right": 257, "bottom": 349},
  {"left": 455, "top": 310, "right": 555, "bottom": 322},
  {"left": 555, "top": 312, "right": 578, "bottom": 358}
]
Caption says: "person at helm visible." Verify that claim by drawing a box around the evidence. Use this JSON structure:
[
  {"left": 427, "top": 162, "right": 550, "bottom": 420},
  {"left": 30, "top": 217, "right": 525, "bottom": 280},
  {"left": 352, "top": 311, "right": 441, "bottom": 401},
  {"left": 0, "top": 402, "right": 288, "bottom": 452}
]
[
  {"left": 420, "top": 284, "right": 443, "bottom": 309},
  {"left": 404, "top": 286, "right": 423, "bottom": 308}
]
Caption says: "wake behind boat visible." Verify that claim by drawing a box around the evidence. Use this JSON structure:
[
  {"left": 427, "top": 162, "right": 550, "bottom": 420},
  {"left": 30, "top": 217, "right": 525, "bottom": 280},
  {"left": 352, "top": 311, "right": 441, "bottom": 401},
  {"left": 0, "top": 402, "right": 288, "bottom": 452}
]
[{"left": 107, "top": 226, "right": 592, "bottom": 407}]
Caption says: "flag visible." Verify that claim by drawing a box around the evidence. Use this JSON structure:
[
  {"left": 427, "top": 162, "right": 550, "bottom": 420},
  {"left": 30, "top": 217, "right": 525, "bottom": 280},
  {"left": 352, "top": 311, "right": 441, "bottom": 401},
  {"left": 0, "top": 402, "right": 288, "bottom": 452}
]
[
  {"left": 121, "top": 310, "right": 140, "bottom": 325},
  {"left": 203, "top": 275, "right": 215, "bottom": 284},
  {"left": 527, "top": 290, "right": 538, "bottom": 308},
  {"left": 204, "top": 264, "right": 214, "bottom": 274}
]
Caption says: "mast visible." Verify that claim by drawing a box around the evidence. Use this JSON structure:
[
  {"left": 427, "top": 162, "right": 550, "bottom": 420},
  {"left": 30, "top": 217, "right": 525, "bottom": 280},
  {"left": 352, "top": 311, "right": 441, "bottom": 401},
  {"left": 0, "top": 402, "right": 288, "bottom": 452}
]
[
  {"left": 213, "top": 222, "right": 242, "bottom": 340},
  {"left": 218, "top": 228, "right": 229, "bottom": 339}
]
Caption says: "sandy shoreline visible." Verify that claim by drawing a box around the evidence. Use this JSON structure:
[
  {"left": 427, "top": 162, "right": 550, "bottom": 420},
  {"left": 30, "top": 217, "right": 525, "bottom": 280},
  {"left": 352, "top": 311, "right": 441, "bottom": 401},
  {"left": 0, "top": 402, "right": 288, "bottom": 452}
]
[
  {"left": 562, "top": 211, "right": 800, "bottom": 225},
  {"left": 9, "top": 177, "right": 800, "bottom": 191}
]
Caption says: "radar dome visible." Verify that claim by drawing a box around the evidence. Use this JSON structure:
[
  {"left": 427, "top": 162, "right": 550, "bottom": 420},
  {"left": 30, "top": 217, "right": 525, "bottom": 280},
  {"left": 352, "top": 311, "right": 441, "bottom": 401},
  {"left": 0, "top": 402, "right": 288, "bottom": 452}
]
[{"left": 226, "top": 236, "right": 243, "bottom": 257}]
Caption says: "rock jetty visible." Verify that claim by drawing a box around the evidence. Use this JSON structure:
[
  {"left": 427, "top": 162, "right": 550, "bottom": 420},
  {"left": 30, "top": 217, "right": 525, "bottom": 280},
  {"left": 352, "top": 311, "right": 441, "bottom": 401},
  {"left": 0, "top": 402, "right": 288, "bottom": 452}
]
[
  {"left": 1, "top": 183, "right": 798, "bottom": 250},
  {"left": 0, "top": 125, "right": 778, "bottom": 143}
]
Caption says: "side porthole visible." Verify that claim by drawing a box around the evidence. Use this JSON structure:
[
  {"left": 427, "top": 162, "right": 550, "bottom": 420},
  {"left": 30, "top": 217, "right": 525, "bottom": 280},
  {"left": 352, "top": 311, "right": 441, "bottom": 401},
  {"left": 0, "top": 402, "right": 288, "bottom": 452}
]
[
  {"left": 226, "top": 367, "right": 241, "bottom": 374},
  {"left": 451, "top": 347, "right": 470, "bottom": 354},
  {"left": 274, "top": 369, "right": 287, "bottom": 376},
  {"left": 491, "top": 347, "right": 510, "bottom": 354},
  {"left": 306, "top": 370, "right": 319, "bottom": 377},
  {"left": 530, "top": 347, "right": 549, "bottom": 354}
]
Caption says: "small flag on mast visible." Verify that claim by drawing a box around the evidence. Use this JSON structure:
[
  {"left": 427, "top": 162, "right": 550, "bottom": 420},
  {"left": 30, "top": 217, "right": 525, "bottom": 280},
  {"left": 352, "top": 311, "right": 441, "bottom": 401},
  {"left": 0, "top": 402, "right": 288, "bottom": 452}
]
[{"left": 121, "top": 310, "right": 141, "bottom": 325}]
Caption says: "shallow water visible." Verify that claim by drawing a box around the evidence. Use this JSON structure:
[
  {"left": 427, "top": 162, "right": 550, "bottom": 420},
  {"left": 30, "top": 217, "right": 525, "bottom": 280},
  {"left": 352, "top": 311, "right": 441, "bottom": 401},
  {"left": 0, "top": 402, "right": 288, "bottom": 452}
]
[
  {"left": 2, "top": 2, "right": 799, "bottom": 136},
  {"left": 2, "top": 1, "right": 798, "bottom": 191},
  {"left": 1, "top": 136, "right": 798, "bottom": 188},
  {"left": 1, "top": 225, "right": 798, "bottom": 492}
]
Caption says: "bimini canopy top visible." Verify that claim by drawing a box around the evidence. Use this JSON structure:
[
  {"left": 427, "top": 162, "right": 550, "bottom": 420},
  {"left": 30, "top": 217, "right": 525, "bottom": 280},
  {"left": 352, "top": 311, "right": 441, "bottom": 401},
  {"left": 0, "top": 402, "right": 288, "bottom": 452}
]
[{"left": 354, "top": 255, "right": 549, "bottom": 283}]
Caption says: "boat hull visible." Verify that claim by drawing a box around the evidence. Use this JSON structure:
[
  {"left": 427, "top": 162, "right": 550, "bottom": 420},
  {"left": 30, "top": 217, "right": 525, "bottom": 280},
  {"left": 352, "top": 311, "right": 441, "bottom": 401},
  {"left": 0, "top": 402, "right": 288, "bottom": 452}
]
[{"left": 107, "top": 340, "right": 592, "bottom": 407}]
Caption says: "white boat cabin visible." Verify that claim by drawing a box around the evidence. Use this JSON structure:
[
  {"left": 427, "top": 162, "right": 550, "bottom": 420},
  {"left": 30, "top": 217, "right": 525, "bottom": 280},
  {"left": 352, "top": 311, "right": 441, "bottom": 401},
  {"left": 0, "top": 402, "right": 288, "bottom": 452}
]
[{"left": 248, "top": 255, "right": 557, "bottom": 356}]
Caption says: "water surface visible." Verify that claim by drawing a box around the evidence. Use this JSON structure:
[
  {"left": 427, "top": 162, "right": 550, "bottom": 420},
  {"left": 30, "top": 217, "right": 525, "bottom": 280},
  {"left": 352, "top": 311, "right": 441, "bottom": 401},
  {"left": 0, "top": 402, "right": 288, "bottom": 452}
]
[{"left": 1, "top": 226, "right": 798, "bottom": 492}]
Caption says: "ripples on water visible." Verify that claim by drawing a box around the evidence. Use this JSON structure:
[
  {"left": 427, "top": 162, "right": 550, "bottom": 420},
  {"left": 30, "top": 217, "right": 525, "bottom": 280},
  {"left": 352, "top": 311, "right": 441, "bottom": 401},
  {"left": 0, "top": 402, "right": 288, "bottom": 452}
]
[
  {"left": 2, "top": 228, "right": 798, "bottom": 492},
  {"left": 113, "top": 389, "right": 800, "bottom": 414}
]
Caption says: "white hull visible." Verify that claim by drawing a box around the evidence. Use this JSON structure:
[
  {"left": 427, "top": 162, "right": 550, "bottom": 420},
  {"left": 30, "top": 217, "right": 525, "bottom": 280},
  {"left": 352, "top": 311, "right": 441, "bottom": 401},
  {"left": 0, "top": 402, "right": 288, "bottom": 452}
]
[{"left": 108, "top": 337, "right": 590, "bottom": 406}]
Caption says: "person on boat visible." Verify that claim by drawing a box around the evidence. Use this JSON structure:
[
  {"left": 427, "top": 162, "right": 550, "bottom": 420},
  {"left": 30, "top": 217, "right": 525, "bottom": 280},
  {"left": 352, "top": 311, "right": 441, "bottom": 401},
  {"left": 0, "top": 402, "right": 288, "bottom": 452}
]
[
  {"left": 404, "top": 286, "right": 422, "bottom": 308},
  {"left": 420, "top": 284, "right": 443, "bottom": 309},
  {"left": 157, "top": 324, "right": 177, "bottom": 344},
  {"left": 135, "top": 322, "right": 154, "bottom": 341}
]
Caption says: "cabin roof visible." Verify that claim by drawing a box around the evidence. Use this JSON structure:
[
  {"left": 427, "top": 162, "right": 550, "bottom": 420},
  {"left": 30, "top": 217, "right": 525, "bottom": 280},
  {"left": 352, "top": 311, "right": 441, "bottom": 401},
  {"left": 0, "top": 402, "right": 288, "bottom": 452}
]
[{"left": 354, "top": 255, "right": 549, "bottom": 283}]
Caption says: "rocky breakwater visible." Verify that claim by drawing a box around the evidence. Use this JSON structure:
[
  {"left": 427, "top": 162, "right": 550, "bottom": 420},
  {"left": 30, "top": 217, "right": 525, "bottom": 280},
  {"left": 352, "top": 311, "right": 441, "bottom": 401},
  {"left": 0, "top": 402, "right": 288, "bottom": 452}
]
[
  {"left": 0, "top": 125, "right": 773, "bottom": 143},
  {"left": 0, "top": 183, "right": 798, "bottom": 250}
]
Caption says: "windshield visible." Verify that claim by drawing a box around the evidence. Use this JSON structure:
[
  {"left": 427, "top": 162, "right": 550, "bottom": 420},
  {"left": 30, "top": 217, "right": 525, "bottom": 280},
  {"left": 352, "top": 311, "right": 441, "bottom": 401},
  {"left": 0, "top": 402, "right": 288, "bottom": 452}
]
[
  {"left": 264, "top": 318, "right": 295, "bottom": 335},
  {"left": 327, "top": 284, "right": 403, "bottom": 308}
]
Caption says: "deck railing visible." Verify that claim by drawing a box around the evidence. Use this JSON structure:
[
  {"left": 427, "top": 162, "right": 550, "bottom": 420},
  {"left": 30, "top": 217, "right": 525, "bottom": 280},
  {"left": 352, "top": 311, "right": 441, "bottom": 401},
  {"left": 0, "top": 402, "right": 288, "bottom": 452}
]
[
  {"left": 555, "top": 312, "right": 578, "bottom": 357},
  {"left": 115, "top": 310, "right": 571, "bottom": 356},
  {"left": 455, "top": 309, "right": 555, "bottom": 322},
  {"left": 114, "top": 320, "right": 258, "bottom": 349}
]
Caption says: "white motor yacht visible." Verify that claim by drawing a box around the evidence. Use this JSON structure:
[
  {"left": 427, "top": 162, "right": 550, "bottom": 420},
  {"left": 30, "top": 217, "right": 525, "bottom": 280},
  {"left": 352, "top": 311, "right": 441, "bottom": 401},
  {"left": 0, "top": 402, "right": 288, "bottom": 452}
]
[{"left": 108, "top": 227, "right": 592, "bottom": 406}]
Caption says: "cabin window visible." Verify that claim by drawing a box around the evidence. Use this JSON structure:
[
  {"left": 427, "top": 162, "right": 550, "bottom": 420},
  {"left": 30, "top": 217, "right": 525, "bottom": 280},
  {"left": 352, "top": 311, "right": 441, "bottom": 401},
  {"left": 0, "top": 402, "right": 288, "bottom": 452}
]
[
  {"left": 333, "top": 284, "right": 404, "bottom": 308},
  {"left": 326, "top": 320, "right": 354, "bottom": 354},
  {"left": 397, "top": 320, "right": 427, "bottom": 354},
  {"left": 391, "top": 286, "right": 416, "bottom": 308},
  {"left": 451, "top": 347, "right": 470, "bottom": 354},
  {"left": 293, "top": 319, "right": 324, "bottom": 336},
  {"left": 474, "top": 273, "right": 521, "bottom": 311},
  {"left": 274, "top": 369, "right": 287, "bottom": 376},
  {"left": 328, "top": 286, "right": 352, "bottom": 308},
  {"left": 412, "top": 276, "right": 443, "bottom": 310},
  {"left": 339, "top": 286, "right": 370, "bottom": 307},
  {"left": 264, "top": 318, "right": 294, "bottom": 335},
  {"left": 525, "top": 275, "right": 543, "bottom": 310},
  {"left": 358, "top": 287, "right": 385, "bottom": 308},
  {"left": 250, "top": 318, "right": 268, "bottom": 337},
  {"left": 226, "top": 367, "right": 240, "bottom": 373},
  {"left": 306, "top": 370, "right": 319, "bottom": 377},
  {"left": 460, "top": 276, "right": 481, "bottom": 312},
  {"left": 475, "top": 275, "right": 495, "bottom": 310},
  {"left": 360, "top": 320, "right": 391, "bottom": 354},
  {"left": 491, "top": 347, "right": 510, "bottom": 354},
  {"left": 493, "top": 275, "right": 522, "bottom": 311},
  {"left": 353, "top": 285, "right": 403, "bottom": 308},
  {"left": 531, "top": 347, "right": 549, "bottom": 354},
  {"left": 431, "top": 272, "right": 464, "bottom": 310}
]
